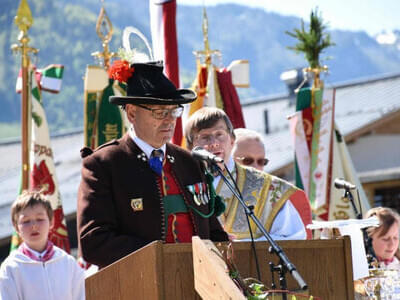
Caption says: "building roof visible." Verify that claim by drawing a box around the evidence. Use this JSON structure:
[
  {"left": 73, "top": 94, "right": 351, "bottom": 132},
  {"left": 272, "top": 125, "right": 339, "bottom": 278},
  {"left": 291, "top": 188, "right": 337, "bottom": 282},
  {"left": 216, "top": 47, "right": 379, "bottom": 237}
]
[{"left": 242, "top": 71, "right": 400, "bottom": 174}]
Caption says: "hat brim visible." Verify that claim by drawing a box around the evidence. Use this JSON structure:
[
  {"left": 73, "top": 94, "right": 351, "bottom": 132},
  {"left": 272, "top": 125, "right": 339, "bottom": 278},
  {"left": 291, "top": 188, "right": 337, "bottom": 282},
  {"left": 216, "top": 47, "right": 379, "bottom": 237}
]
[{"left": 110, "top": 88, "right": 197, "bottom": 105}]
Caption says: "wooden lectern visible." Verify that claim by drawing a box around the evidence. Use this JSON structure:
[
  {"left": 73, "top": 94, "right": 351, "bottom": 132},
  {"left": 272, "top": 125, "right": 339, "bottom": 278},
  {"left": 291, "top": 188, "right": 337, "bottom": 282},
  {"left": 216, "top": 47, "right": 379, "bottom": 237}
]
[{"left": 85, "top": 237, "right": 354, "bottom": 300}]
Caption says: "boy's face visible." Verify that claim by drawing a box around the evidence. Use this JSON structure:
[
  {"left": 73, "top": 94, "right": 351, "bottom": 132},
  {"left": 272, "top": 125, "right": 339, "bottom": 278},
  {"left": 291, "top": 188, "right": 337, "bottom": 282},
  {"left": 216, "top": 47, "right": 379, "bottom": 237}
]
[
  {"left": 15, "top": 204, "right": 51, "bottom": 252},
  {"left": 191, "top": 119, "right": 235, "bottom": 168}
]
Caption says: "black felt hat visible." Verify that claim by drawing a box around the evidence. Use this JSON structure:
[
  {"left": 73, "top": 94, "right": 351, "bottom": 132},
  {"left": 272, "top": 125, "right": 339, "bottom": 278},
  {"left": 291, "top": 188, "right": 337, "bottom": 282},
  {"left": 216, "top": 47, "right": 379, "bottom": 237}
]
[{"left": 109, "top": 61, "right": 197, "bottom": 105}]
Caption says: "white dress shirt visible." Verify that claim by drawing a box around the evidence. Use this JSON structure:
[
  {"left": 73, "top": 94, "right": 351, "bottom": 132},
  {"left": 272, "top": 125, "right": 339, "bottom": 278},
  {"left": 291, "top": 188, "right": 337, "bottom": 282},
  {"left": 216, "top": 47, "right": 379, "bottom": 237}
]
[{"left": 129, "top": 130, "right": 166, "bottom": 159}]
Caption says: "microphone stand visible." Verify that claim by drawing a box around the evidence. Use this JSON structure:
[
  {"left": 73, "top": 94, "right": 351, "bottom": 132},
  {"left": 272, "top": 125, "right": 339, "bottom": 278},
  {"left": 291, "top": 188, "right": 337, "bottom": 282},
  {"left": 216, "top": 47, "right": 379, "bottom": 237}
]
[
  {"left": 210, "top": 162, "right": 307, "bottom": 296},
  {"left": 341, "top": 187, "right": 377, "bottom": 266},
  {"left": 343, "top": 188, "right": 361, "bottom": 220}
]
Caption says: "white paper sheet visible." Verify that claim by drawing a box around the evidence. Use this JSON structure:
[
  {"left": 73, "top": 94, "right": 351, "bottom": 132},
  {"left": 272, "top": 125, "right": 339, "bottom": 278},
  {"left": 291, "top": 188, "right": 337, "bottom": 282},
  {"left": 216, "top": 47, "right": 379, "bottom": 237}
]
[{"left": 339, "top": 224, "right": 370, "bottom": 280}]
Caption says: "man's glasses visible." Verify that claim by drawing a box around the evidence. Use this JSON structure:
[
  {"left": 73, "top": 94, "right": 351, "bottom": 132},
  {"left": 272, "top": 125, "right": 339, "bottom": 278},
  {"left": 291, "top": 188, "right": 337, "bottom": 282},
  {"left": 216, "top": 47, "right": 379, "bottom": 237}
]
[
  {"left": 194, "top": 130, "right": 230, "bottom": 146},
  {"left": 136, "top": 104, "right": 184, "bottom": 120},
  {"left": 235, "top": 156, "right": 269, "bottom": 167}
]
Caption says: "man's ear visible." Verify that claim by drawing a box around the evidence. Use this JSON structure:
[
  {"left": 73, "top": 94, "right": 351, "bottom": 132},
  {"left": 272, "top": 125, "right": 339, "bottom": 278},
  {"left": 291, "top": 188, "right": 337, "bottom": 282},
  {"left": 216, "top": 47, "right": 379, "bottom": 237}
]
[
  {"left": 230, "top": 135, "right": 235, "bottom": 147},
  {"left": 126, "top": 104, "right": 136, "bottom": 123}
]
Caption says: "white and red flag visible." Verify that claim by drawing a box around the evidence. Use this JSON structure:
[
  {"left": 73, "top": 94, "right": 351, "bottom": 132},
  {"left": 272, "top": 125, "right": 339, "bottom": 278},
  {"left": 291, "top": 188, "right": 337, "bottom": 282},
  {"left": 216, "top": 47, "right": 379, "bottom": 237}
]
[
  {"left": 290, "top": 87, "right": 370, "bottom": 221},
  {"left": 11, "top": 64, "right": 70, "bottom": 253}
]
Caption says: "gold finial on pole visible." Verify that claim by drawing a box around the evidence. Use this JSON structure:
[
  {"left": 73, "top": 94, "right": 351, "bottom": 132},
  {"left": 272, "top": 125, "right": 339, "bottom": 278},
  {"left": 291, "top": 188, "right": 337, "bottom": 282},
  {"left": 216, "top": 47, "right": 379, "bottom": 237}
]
[
  {"left": 11, "top": 0, "right": 38, "bottom": 190},
  {"left": 193, "top": 6, "right": 220, "bottom": 69},
  {"left": 14, "top": 0, "right": 33, "bottom": 34},
  {"left": 304, "top": 66, "right": 328, "bottom": 89},
  {"left": 91, "top": 4, "right": 115, "bottom": 70},
  {"left": 202, "top": 6, "right": 211, "bottom": 64}
]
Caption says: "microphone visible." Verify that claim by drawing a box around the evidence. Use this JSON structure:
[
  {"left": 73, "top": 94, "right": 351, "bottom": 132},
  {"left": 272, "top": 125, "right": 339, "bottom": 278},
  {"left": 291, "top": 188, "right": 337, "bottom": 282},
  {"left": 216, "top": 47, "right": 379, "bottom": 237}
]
[
  {"left": 191, "top": 146, "right": 224, "bottom": 164},
  {"left": 334, "top": 178, "right": 356, "bottom": 190}
]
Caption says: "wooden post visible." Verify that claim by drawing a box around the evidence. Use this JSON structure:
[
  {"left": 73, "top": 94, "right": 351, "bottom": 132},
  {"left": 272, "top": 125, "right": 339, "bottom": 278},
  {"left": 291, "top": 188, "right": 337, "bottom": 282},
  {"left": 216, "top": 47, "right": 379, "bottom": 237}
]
[
  {"left": 20, "top": 51, "right": 30, "bottom": 189},
  {"left": 12, "top": 0, "right": 38, "bottom": 190}
]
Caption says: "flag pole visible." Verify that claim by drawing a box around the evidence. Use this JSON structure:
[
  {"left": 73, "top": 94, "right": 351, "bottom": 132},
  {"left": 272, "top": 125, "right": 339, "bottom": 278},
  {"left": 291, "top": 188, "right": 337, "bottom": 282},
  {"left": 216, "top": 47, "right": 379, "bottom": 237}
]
[{"left": 11, "top": 0, "right": 38, "bottom": 190}]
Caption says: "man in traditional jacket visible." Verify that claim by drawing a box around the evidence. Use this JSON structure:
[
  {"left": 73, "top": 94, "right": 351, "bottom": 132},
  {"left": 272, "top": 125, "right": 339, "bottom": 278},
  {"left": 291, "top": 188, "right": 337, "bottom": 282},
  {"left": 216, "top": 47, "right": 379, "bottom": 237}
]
[
  {"left": 184, "top": 107, "right": 312, "bottom": 241},
  {"left": 77, "top": 62, "right": 228, "bottom": 268}
]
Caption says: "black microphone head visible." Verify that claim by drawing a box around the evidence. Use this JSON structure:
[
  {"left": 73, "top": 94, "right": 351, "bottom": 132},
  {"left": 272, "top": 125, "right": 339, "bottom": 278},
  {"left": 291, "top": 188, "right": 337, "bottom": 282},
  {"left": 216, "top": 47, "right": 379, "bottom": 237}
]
[
  {"left": 334, "top": 178, "right": 356, "bottom": 190},
  {"left": 192, "top": 146, "right": 204, "bottom": 152},
  {"left": 191, "top": 146, "right": 224, "bottom": 163}
]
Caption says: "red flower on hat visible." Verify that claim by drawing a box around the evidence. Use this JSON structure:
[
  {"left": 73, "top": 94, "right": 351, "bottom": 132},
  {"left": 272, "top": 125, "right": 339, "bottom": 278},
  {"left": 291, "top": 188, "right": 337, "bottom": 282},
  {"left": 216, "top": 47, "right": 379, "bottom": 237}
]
[{"left": 108, "top": 60, "right": 134, "bottom": 83}]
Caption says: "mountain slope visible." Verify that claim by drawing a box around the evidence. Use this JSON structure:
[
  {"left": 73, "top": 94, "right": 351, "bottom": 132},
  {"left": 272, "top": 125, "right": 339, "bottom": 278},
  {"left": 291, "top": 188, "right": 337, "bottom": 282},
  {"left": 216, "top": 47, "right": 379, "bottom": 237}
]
[{"left": 1, "top": 0, "right": 400, "bottom": 133}]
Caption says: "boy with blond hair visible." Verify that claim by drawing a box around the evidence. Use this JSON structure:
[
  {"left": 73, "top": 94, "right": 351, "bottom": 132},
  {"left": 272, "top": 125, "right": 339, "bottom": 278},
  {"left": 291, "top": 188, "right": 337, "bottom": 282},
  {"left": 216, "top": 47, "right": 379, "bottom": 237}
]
[{"left": 0, "top": 191, "right": 85, "bottom": 300}]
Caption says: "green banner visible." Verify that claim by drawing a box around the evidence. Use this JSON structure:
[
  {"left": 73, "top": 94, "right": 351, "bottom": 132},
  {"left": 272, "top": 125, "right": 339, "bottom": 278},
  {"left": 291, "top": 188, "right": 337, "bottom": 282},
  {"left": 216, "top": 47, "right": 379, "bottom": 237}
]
[
  {"left": 84, "top": 77, "right": 125, "bottom": 149},
  {"left": 294, "top": 88, "right": 312, "bottom": 191}
]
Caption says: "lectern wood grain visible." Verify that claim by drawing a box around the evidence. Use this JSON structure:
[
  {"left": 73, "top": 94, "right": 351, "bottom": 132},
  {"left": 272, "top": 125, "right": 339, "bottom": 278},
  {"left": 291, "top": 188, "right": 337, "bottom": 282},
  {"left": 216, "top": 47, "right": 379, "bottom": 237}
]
[
  {"left": 192, "top": 237, "right": 246, "bottom": 300},
  {"left": 85, "top": 237, "right": 354, "bottom": 300}
]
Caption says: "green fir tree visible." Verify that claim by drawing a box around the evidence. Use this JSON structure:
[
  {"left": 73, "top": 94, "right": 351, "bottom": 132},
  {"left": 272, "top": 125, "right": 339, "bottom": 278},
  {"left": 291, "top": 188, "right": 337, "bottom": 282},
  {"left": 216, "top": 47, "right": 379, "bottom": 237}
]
[{"left": 286, "top": 8, "right": 335, "bottom": 69}]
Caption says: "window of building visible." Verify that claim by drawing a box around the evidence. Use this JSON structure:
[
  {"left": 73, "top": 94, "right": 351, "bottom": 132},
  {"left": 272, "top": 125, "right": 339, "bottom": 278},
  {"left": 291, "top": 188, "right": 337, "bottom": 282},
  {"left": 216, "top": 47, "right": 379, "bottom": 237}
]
[{"left": 374, "top": 187, "right": 400, "bottom": 212}]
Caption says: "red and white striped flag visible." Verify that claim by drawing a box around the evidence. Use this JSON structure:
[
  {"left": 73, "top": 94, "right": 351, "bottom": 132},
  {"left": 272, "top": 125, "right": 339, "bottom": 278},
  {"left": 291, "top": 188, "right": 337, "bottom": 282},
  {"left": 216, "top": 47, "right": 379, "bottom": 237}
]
[
  {"left": 289, "top": 110, "right": 311, "bottom": 197},
  {"left": 150, "top": 0, "right": 183, "bottom": 144}
]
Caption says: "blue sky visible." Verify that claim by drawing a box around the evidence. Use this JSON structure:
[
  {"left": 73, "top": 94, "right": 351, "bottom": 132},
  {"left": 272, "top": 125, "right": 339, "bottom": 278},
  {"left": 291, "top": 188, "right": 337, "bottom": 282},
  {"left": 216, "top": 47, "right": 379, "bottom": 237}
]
[{"left": 177, "top": 0, "right": 400, "bottom": 37}]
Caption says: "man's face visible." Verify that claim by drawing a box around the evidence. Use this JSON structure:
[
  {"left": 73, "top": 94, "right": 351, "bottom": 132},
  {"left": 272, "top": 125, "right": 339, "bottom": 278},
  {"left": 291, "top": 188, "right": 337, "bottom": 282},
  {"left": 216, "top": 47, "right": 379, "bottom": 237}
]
[
  {"left": 126, "top": 104, "right": 179, "bottom": 148},
  {"left": 192, "top": 119, "right": 234, "bottom": 167},
  {"left": 232, "top": 138, "right": 266, "bottom": 171}
]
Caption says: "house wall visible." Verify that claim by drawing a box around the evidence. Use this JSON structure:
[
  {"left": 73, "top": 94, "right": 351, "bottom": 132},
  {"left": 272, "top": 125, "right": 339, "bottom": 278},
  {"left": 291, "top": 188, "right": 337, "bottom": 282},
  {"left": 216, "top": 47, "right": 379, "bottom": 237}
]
[
  {"left": 347, "top": 134, "right": 400, "bottom": 173},
  {"left": 243, "top": 98, "right": 292, "bottom": 134}
]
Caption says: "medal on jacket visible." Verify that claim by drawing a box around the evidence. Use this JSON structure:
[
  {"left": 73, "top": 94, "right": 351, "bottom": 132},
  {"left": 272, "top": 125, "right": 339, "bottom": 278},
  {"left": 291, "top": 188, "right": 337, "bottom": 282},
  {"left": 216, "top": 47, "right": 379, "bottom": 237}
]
[
  {"left": 202, "top": 182, "right": 210, "bottom": 204},
  {"left": 198, "top": 183, "right": 204, "bottom": 205},
  {"left": 187, "top": 183, "right": 201, "bottom": 206}
]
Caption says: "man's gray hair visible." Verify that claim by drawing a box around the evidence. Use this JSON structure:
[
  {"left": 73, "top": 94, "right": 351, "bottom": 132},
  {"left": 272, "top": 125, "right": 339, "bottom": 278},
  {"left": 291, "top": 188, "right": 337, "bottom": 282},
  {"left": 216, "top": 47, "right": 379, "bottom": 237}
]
[{"left": 234, "top": 128, "right": 263, "bottom": 143}]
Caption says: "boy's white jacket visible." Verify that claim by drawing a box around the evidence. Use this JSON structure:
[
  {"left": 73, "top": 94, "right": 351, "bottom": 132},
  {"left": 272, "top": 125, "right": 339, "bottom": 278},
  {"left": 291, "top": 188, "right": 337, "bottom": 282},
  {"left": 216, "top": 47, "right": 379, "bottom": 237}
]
[{"left": 0, "top": 246, "right": 85, "bottom": 300}]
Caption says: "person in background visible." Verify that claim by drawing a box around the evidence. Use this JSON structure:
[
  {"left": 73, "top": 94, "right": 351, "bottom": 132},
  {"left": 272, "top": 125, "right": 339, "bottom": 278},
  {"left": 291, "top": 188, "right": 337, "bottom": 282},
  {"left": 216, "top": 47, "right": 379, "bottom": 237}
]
[
  {"left": 365, "top": 206, "right": 400, "bottom": 270},
  {"left": 0, "top": 191, "right": 85, "bottom": 300},
  {"left": 77, "top": 62, "right": 228, "bottom": 269},
  {"left": 232, "top": 128, "right": 268, "bottom": 171},
  {"left": 185, "top": 107, "right": 312, "bottom": 241}
]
